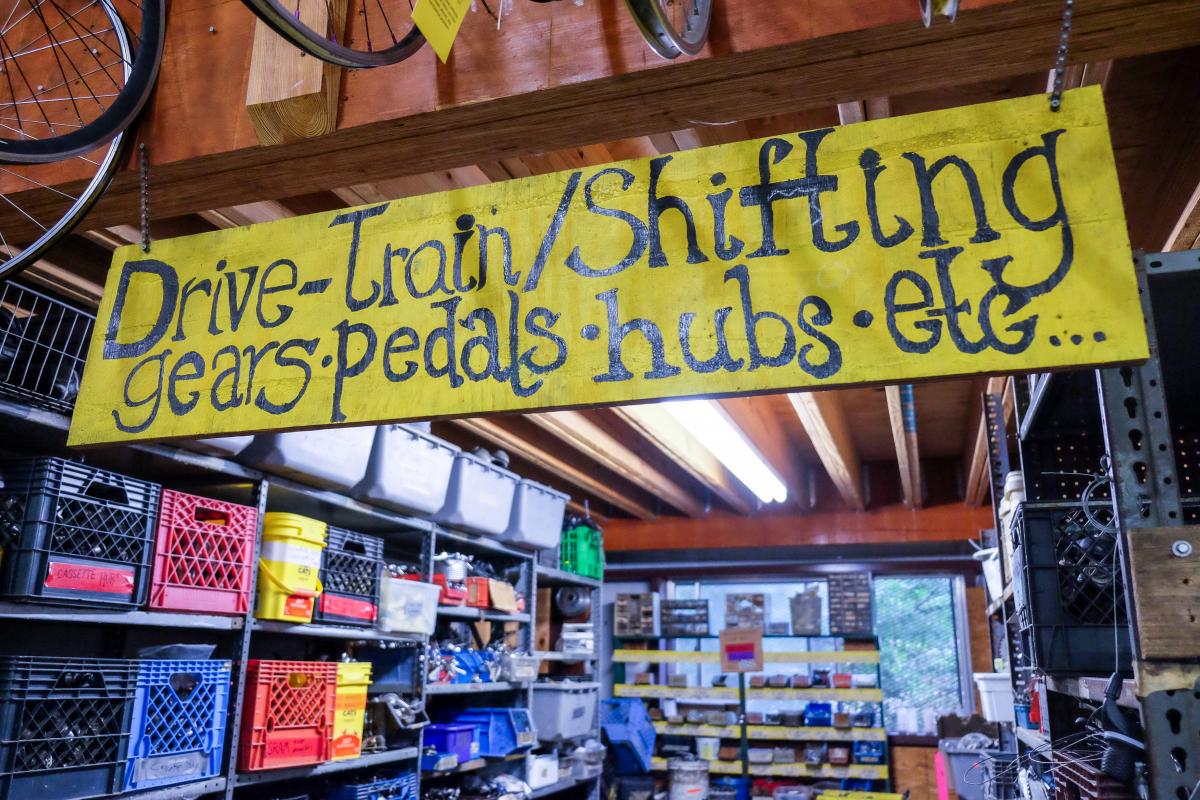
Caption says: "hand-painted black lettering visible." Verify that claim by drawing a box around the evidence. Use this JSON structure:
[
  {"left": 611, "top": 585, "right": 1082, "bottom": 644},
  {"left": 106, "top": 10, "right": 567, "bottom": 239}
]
[
  {"left": 104, "top": 258, "right": 178, "bottom": 359},
  {"left": 167, "top": 351, "right": 205, "bottom": 415},
  {"left": 172, "top": 277, "right": 212, "bottom": 343},
  {"left": 112, "top": 350, "right": 168, "bottom": 432},
  {"left": 223, "top": 265, "right": 260, "bottom": 332},
  {"left": 330, "top": 204, "right": 388, "bottom": 312},
  {"left": 796, "top": 296, "right": 842, "bottom": 378},
  {"left": 241, "top": 341, "right": 281, "bottom": 403},
  {"left": 726, "top": 264, "right": 796, "bottom": 370},
  {"left": 885, "top": 270, "right": 941, "bottom": 353},
  {"left": 523, "top": 170, "right": 582, "bottom": 292},
  {"left": 902, "top": 151, "right": 1000, "bottom": 247},
  {"left": 647, "top": 155, "right": 708, "bottom": 267},
  {"left": 257, "top": 259, "right": 297, "bottom": 328},
  {"left": 592, "top": 287, "right": 682, "bottom": 383},
  {"left": 257, "top": 337, "right": 318, "bottom": 414},
  {"left": 381, "top": 245, "right": 406, "bottom": 307},
  {"left": 522, "top": 304, "right": 568, "bottom": 376},
  {"left": 859, "top": 149, "right": 914, "bottom": 248},
  {"left": 678, "top": 307, "right": 744, "bottom": 373},
  {"left": 210, "top": 345, "right": 244, "bottom": 411},
  {"left": 706, "top": 173, "right": 745, "bottom": 260},
  {"left": 451, "top": 214, "right": 480, "bottom": 293},
  {"left": 565, "top": 168, "right": 648, "bottom": 278},
  {"left": 331, "top": 319, "right": 378, "bottom": 423},
  {"left": 404, "top": 239, "right": 451, "bottom": 299},
  {"left": 977, "top": 286, "right": 1037, "bottom": 354},
  {"left": 795, "top": 129, "right": 859, "bottom": 253},
  {"left": 478, "top": 224, "right": 516, "bottom": 288},
  {"left": 208, "top": 261, "right": 225, "bottom": 336},
  {"left": 382, "top": 326, "right": 420, "bottom": 382},
  {"left": 458, "top": 307, "right": 504, "bottom": 381},
  {"left": 424, "top": 297, "right": 464, "bottom": 389},
  {"left": 922, "top": 247, "right": 987, "bottom": 354}
]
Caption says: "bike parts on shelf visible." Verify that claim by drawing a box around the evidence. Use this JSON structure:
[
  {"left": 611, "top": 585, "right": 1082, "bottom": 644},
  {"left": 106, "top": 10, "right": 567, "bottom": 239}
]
[
  {"left": 624, "top": 0, "right": 710, "bottom": 59},
  {"left": 240, "top": 0, "right": 426, "bottom": 68}
]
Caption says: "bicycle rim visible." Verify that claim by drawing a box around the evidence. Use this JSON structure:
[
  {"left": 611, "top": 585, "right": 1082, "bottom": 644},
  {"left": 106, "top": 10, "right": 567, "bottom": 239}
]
[
  {"left": 0, "top": 0, "right": 164, "bottom": 163},
  {"left": 624, "top": 0, "right": 710, "bottom": 59},
  {"left": 241, "top": 0, "right": 425, "bottom": 69}
]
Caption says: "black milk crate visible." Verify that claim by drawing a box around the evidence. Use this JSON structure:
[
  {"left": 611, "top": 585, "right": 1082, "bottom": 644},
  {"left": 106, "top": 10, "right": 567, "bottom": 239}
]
[
  {"left": 312, "top": 526, "right": 383, "bottom": 627},
  {"left": 0, "top": 281, "right": 95, "bottom": 415},
  {"left": 0, "top": 656, "right": 139, "bottom": 800},
  {"left": 0, "top": 458, "right": 159, "bottom": 608},
  {"left": 1018, "top": 371, "right": 1110, "bottom": 504},
  {"left": 1011, "top": 503, "right": 1131, "bottom": 675}
]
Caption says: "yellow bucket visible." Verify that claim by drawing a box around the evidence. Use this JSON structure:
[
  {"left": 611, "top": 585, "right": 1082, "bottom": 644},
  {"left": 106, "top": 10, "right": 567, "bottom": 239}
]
[
  {"left": 332, "top": 661, "right": 373, "bottom": 760},
  {"left": 256, "top": 512, "right": 327, "bottom": 623}
]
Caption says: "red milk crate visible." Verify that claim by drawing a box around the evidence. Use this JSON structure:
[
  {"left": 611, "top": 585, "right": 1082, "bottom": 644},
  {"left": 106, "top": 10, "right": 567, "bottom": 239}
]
[
  {"left": 150, "top": 489, "right": 258, "bottom": 615},
  {"left": 238, "top": 660, "right": 338, "bottom": 772},
  {"left": 466, "top": 577, "right": 490, "bottom": 608}
]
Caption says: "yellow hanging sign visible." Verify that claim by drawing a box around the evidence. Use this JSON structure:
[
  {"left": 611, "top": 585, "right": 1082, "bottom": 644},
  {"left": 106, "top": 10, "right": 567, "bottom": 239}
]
[{"left": 69, "top": 87, "right": 1145, "bottom": 448}]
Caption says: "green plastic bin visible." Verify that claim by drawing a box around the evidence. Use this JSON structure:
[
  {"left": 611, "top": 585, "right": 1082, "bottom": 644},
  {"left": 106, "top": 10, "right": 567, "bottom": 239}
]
[{"left": 560, "top": 525, "right": 603, "bottom": 580}]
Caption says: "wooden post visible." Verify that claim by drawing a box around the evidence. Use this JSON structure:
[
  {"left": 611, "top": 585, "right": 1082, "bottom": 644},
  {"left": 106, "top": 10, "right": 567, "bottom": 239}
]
[{"left": 245, "top": 0, "right": 348, "bottom": 145}]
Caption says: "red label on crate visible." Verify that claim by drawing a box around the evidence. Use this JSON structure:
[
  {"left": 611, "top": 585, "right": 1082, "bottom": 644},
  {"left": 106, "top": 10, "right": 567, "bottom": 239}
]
[
  {"left": 331, "top": 733, "right": 362, "bottom": 759},
  {"left": 725, "top": 643, "right": 757, "bottom": 661},
  {"left": 319, "top": 593, "right": 377, "bottom": 621},
  {"left": 284, "top": 594, "right": 314, "bottom": 617},
  {"left": 44, "top": 560, "right": 135, "bottom": 597}
]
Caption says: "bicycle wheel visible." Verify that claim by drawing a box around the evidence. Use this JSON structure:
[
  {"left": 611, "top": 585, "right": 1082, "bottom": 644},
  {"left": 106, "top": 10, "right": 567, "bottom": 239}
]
[
  {"left": 624, "top": 0, "right": 710, "bottom": 59},
  {"left": 241, "top": 0, "right": 425, "bottom": 69},
  {"left": 0, "top": 0, "right": 135, "bottom": 281},
  {"left": 0, "top": 0, "right": 165, "bottom": 163}
]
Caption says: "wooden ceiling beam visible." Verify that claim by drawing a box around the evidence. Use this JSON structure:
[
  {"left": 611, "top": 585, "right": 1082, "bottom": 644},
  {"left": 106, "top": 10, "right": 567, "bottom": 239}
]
[
  {"left": 612, "top": 404, "right": 757, "bottom": 515},
  {"left": 788, "top": 391, "right": 864, "bottom": 511},
  {"left": 717, "top": 396, "right": 808, "bottom": 511},
  {"left": 451, "top": 416, "right": 658, "bottom": 520},
  {"left": 9, "top": 0, "right": 1196, "bottom": 233},
  {"left": 527, "top": 410, "right": 705, "bottom": 518},
  {"left": 885, "top": 385, "right": 922, "bottom": 509}
]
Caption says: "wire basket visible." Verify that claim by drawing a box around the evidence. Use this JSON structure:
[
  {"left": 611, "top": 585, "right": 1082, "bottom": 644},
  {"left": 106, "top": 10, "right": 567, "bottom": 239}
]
[{"left": 0, "top": 281, "right": 94, "bottom": 415}]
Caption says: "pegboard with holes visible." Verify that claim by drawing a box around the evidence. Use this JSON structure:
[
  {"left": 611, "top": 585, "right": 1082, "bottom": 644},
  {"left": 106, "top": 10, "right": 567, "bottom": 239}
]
[{"left": 1018, "top": 370, "right": 1111, "bottom": 505}]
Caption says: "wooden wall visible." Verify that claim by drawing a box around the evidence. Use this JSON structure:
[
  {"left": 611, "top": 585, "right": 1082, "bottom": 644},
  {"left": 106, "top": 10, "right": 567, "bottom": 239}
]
[{"left": 891, "top": 746, "right": 941, "bottom": 800}]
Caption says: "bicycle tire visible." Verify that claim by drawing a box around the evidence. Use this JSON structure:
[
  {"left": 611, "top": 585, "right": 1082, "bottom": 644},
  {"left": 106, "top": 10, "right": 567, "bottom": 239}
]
[
  {"left": 624, "top": 0, "right": 710, "bottom": 59},
  {"left": 0, "top": 0, "right": 166, "bottom": 164},
  {"left": 240, "top": 0, "right": 426, "bottom": 69}
]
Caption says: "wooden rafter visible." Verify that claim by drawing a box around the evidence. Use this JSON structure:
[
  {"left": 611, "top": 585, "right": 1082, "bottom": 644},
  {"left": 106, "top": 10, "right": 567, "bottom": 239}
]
[
  {"left": 885, "top": 385, "right": 922, "bottom": 509},
  {"left": 718, "top": 396, "right": 808, "bottom": 510},
  {"left": 788, "top": 392, "right": 864, "bottom": 511}
]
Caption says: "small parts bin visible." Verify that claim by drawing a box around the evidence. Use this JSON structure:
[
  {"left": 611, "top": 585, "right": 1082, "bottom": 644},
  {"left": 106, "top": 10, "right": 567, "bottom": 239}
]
[
  {"left": 532, "top": 681, "right": 599, "bottom": 742},
  {"left": 313, "top": 527, "right": 383, "bottom": 628},
  {"left": 527, "top": 753, "right": 559, "bottom": 789},
  {"left": 424, "top": 723, "right": 477, "bottom": 765},
  {"left": 435, "top": 450, "right": 518, "bottom": 536},
  {"left": 379, "top": 576, "right": 440, "bottom": 635},
  {"left": 0, "top": 458, "right": 159, "bottom": 608},
  {"left": 803, "top": 703, "right": 832, "bottom": 727},
  {"left": 352, "top": 425, "right": 459, "bottom": 515},
  {"left": 332, "top": 662, "right": 372, "bottom": 761},
  {"left": 452, "top": 707, "right": 536, "bottom": 757},
  {"left": 239, "top": 660, "right": 338, "bottom": 771},
  {"left": 601, "top": 698, "right": 655, "bottom": 774},
  {"left": 124, "top": 659, "right": 232, "bottom": 792},
  {"left": 852, "top": 741, "right": 885, "bottom": 765},
  {"left": 500, "top": 479, "right": 569, "bottom": 550},
  {"left": 328, "top": 771, "right": 419, "bottom": 800},
  {"left": 241, "top": 426, "right": 376, "bottom": 491},
  {"left": 0, "top": 656, "right": 138, "bottom": 800},
  {"left": 150, "top": 489, "right": 258, "bottom": 615},
  {"left": 256, "top": 512, "right": 328, "bottom": 623}
]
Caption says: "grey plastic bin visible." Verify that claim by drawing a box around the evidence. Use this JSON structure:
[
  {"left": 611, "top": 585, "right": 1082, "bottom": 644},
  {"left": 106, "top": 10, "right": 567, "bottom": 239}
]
[
  {"left": 352, "top": 425, "right": 460, "bottom": 515},
  {"left": 939, "top": 739, "right": 1000, "bottom": 800},
  {"left": 435, "top": 450, "right": 519, "bottom": 535},
  {"left": 500, "top": 479, "right": 569, "bottom": 550},
  {"left": 240, "top": 425, "right": 375, "bottom": 491},
  {"left": 531, "top": 681, "right": 599, "bottom": 742}
]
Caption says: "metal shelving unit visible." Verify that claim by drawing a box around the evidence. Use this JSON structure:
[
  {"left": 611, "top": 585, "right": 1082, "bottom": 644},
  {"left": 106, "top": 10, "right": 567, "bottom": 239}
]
[{"left": 232, "top": 747, "right": 422, "bottom": 785}]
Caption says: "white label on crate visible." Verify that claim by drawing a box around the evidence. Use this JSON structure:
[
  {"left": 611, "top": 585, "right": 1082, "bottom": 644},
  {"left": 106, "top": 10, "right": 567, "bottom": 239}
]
[
  {"left": 260, "top": 541, "right": 323, "bottom": 570},
  {"left": 134, "top": 752, "right": 205, "bottom": 783}
]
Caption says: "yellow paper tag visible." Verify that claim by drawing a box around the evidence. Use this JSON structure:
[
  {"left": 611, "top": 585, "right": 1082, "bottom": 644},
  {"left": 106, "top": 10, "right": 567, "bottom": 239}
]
[{"left": 412, "top": 0, "right": 471, "bottom": 62}]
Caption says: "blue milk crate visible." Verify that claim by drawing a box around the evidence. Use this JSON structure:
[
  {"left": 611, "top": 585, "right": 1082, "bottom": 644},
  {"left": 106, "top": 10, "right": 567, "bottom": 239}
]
[
  {"left": 601, "top": 699, "right": 655, "bottom": 774},
  {"left": 328, "top": 770, "right": 419, "bottom": 800},
  {"left": 453, "top": 708, "right": 536, "bottom": 757},
  {"left": 0, "top": 656, "right": 139, "bottom": 800},
  {"left": 803, "top": 703, "right": 832, "bottom": 727},
  {"left": 852, "top": 740, "right": 885, "bottom": 765},
  {"left": 123, "top": 659, "right": 232, "bottom": 792}
]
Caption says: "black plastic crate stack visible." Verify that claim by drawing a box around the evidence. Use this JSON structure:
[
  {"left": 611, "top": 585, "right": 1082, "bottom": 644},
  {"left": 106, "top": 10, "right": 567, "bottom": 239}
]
[
  {"left": 827, "top": 573, "right": 873, "bottom": 635},
  {"left": 1017, "top": 372, "right": 1110, "bottom": 506},
  {"left": 0, "top": 282, "right": 95, "bottom": 415},
  {"left": 0, "top": 656, "right": 139, "bottom": 800},
  {"left": 312, "top": 527, "right": 384, "bottom": 627},
  {"left": 1010, "top": 503, "right": 1131, "bottom": 674},
  {"left": 660, "top": 599, "right": 709, "bottom": 637},
  {"left": 0, "top": 458, "right": 159, "bottom": 608}
]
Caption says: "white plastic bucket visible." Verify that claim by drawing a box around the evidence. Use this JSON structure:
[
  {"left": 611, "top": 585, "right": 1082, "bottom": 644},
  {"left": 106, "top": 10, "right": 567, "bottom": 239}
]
[
  {"left": 435, "top": 450, "right": 519, "bottom": 535},
  {"left": 353, "top": 425, "right": 459, "bottom": 515},
  {"left": 668, "top": 758, "right": 709, "bottom": 800},
  {"left": 378, "top": 576, "right": 441, "bottom": 634},
  {"left": 242, "top": 426, "right": 375, "bottom": 491},
  {"left": 973, "top": 672, "right": 1016, "bottom": 723},
  {"left": 973, "top": 548, "right": 1003, "bottom": 603},
  {"left": 500, "top": 479, "right": 569, "bottom": 550}
]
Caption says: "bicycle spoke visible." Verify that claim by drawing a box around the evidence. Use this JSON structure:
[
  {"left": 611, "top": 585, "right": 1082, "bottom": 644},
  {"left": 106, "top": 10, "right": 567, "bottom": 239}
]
[
  {"left": 0, "top": 166, "right": 77, "bottom": 198},
  {"left": 26, "top": 0, "right": 90, "bottom": 125},
  {"left": 0, "top": 189, "right": 46, "bottom": 229},
  {"left": 1, "top": 60, "right": 122, "bottom": 106},
  {"left": 0, "top": 29, "right": 56, "bottom": 135},
  {"left": 374, "top": 0, "right": 397, "bottom": 46}
]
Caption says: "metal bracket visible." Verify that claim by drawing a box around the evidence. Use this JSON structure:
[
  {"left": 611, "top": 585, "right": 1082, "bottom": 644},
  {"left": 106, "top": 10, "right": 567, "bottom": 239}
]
[
  {"left": 984, "top": 391, "right": 1011, "bottom": 511},
  {"left": 1138, "top": 665, "right": 1200, "bottom": 800}
]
